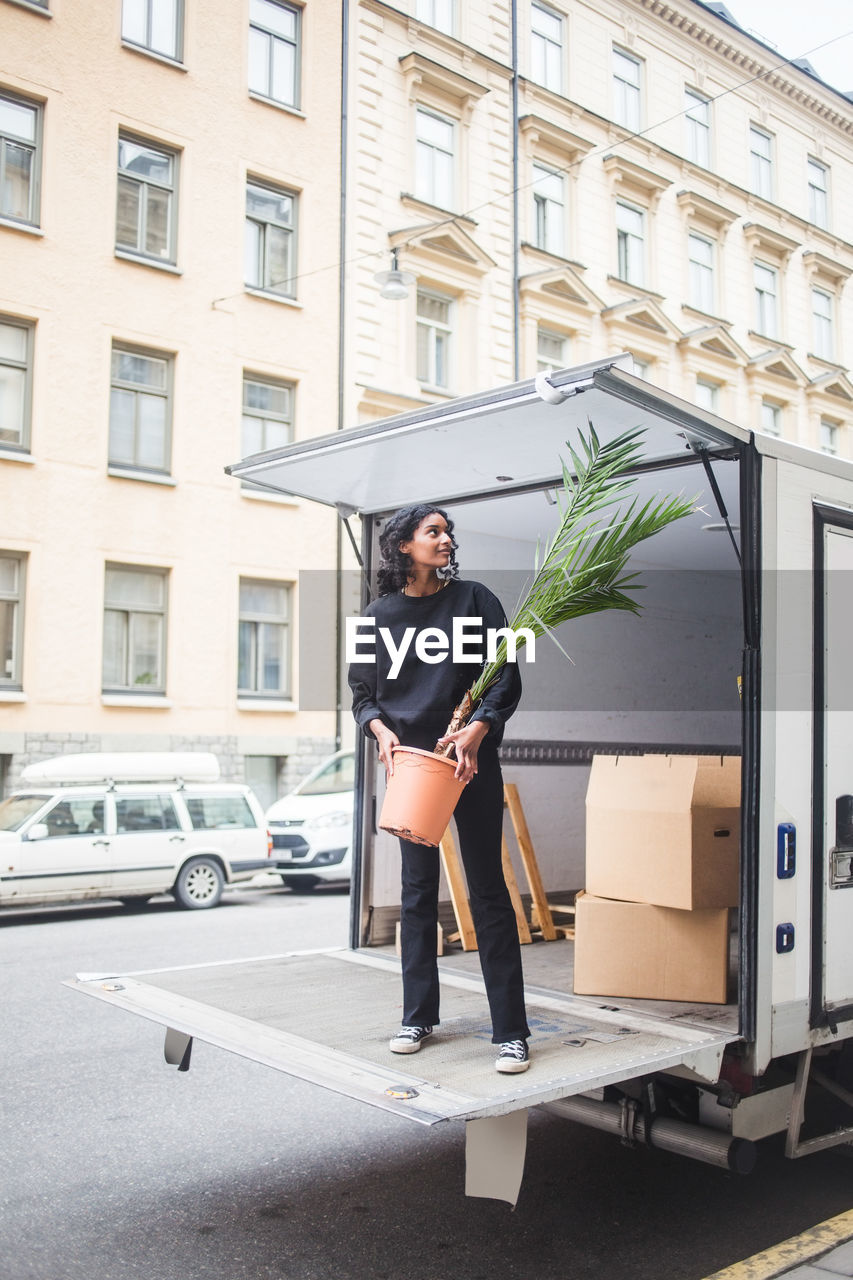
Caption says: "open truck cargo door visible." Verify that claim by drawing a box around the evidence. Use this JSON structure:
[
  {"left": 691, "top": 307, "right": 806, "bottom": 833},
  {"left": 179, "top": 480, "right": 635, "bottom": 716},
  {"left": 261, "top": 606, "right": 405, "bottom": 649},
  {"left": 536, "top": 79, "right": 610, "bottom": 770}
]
[{"left": 71, "top": 357, "right": 792, "bottom": 1197}]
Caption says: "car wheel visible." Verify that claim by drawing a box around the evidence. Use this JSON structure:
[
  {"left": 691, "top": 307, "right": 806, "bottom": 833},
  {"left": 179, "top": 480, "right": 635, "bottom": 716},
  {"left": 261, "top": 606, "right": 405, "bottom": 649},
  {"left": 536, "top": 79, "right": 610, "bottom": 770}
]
[
  {"left": 174, "top": 857, "right": 225, "bottom": 909},
  {"left": 281, "top": 874, "right": 320, "bottom": 892}
]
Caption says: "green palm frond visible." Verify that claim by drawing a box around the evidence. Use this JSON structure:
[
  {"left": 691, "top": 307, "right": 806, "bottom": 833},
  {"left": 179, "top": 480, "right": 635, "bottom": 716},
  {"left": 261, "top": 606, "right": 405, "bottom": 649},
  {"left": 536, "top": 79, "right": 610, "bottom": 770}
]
[{"left": 467, "top": 422, "right": 694, "bottom": 705}]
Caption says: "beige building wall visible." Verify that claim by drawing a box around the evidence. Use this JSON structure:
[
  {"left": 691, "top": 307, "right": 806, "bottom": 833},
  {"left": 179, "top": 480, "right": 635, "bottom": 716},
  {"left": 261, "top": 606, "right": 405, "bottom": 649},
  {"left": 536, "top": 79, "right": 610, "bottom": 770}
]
[
  {"left": 0, "top": 0, "right": 342, "bottom": 798},
  {"left": 346, "top": 0, "right": 853, "bottom": 458}
]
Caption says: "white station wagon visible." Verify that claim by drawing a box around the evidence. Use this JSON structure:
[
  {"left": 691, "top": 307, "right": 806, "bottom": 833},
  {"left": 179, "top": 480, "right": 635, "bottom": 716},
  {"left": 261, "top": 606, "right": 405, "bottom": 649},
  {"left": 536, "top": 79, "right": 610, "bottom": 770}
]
[{"left": 0, "top": 752, "right": 274, "bottom": 910}]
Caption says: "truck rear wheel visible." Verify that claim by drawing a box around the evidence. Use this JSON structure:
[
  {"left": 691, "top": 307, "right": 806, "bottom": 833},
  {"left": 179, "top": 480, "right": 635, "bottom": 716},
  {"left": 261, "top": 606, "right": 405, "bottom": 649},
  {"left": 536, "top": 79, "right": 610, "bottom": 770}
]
[{"left": 174, "top": 857, "right": 224, "bottom": 909}]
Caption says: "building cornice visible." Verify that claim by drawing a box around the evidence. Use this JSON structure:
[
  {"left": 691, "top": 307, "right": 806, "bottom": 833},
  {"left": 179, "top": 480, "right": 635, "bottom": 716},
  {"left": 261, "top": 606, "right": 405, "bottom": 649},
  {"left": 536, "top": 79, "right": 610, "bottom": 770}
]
[{"left": 636, "top": 0, "right": 853, "bottom": 136}]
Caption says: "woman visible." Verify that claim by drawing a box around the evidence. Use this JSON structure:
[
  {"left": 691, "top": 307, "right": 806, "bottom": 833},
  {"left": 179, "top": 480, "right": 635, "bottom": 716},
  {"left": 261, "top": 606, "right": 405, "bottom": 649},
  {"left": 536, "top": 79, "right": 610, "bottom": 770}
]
[{"left": 348, "top": 504, "right": 531, "bottom": 1073}]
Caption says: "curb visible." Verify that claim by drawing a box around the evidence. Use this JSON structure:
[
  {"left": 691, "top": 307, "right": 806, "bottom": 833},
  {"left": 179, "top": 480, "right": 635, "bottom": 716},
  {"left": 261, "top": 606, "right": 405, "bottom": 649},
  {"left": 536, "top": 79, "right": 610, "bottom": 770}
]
[{"left": 702, "top": 1207, "right": 853, "bottom": 1279}]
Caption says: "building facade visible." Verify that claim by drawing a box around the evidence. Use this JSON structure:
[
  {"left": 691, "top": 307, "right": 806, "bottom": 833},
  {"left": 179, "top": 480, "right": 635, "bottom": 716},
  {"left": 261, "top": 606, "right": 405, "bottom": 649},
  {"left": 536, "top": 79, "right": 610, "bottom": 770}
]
[
  {"left": 345, "top": 0, "right": 853, "bottom": 458},
  {"left": 3, "top": 0, "right": 853, "bottom": 799},
  {"left": 0, "top": 0, "right": 342, "bottom": 803}
]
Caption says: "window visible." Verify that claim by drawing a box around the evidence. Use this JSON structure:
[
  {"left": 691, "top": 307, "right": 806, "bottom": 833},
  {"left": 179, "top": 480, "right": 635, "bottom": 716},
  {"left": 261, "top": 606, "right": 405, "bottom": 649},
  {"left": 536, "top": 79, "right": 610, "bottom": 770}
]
[
  {"left": 245, "top": 179, "right": 297, "bottom": 298},
  {"left": 631, "top": 356, "right": 650, "bottom": 379},
  {"left": 688, "top": 232, "right": 715, "bottom": 313},
  {"left": 537, "top": 327, "right": 567, "bottom": 373},
  {"left": 820, "top": 418, "right": 839, "bottom": 456},
  {"left": 613, "top": 48, "right": 641, "bottom": 132},
  {"left": 812, "top": 288, "right": 834, "bottom": 359},
  {"left": 695, "top": 379, "right": 720, "bottom": 412},
  {"left": 415, "top": 0, "right": 453, "bottom": 34},
  {"left": 685, "top": 89, "right": 710, "bottom": 167},
  {"left": 42, "top": 798, "right": 107, "bottom": 838},
  {"left": 115, "top": 795, "right": 180, "bottom": 832},
  {"left": 749, "top": 126, "right": 773, "bottom": 200},
  {"left": 248, "top": 0, "right": 300, "bottom": 108},
  {"left": 238, "top": 579, "right": 291, "bottom": 697},
  {"left": 121, "top": 0, "right": 183, "bottom": 61},
  {"left": 807, "top": 158, "right": 829, "bottom": 229},
  {"left": 242, "top": 374, "right": 293, "bottom": 456},
  {"left": 102, "top": 564, "right": 168, "bottom": 692},
  {"left": 416, "top": 289, "right": 453, "bottom": 388},
  {"left": 753, "top": 261, "right": 777, "bottom": 337},
  {"left": 0, "top": 552, "right": 25, "bottom": 688},
  {"left": 0, "top": 316, "right": 33, "bottom": 450},
  {"left": 0, "top": 91, "right": 41, "bottom": 226},
  {"left": 415, "top": 107, "right": 455, "bottom": 210},
  {"left": 185, "top": 794, "right": 256, "bottom": 829},
  {"left": 760, "top": 400, "right": 781, "bottom": 437},
  {"left": 616, "top": 201, "right": 644, "bottom": 285},
  {"left": 532, "top": 163, "right": 565, "bottom": 255},
  {"left": 116, "top": 134, "right": 178, "bottom": 264},
  {"left": 109, "top": 345, "right": 172, "bottom": 473},
  {"left": 531, "top": 2, "right": 563, "bottom": 93}
]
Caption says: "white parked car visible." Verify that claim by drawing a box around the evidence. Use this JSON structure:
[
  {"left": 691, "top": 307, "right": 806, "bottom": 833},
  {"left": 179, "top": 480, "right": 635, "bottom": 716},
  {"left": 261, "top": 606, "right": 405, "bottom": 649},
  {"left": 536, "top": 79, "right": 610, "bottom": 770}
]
[
  {"left": 0, "top": 752, "right": 274, "bottom": 911},
  {"left": 266, "top": 750, "right": 354, "bottom": 891}
]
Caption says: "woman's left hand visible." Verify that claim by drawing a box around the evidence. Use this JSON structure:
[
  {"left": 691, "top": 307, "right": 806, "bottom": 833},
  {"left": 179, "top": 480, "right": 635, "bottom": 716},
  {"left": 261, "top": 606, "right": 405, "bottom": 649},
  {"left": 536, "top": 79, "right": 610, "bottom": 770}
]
[{"left": 437, "top": 719, "right": 489, "bottom": 783}]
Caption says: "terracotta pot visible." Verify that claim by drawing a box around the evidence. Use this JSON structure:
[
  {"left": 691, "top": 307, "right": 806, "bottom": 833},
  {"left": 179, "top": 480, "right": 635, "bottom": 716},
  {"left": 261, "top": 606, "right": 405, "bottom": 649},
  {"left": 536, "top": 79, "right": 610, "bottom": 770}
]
[{"left": 379, "top": 746, "right": 466, "bottom": 847}]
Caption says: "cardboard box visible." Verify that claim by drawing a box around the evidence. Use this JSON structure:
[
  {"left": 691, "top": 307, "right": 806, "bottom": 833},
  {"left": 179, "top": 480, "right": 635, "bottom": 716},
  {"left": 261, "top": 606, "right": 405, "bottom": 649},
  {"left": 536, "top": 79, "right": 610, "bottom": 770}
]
[
  {"left": 585, "top": 754, "right": 740, "bottom": 910},
  {"left": 573, "top": 892, "right": 731, "bottom": 1004}
]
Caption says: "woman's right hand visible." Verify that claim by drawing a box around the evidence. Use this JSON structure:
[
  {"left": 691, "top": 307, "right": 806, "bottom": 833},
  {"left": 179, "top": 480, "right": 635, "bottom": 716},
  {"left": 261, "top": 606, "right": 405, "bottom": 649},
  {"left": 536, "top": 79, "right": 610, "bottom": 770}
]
[{"left": 369, "top": 719, "right": 400, "bottom": 775}]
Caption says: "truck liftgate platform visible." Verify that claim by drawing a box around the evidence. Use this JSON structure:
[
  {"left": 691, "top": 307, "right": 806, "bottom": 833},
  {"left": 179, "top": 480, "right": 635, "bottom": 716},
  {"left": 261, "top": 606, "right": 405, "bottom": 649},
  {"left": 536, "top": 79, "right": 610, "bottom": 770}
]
[{"left": 66, "top": 947, "right": 741, "bottom": 1203}]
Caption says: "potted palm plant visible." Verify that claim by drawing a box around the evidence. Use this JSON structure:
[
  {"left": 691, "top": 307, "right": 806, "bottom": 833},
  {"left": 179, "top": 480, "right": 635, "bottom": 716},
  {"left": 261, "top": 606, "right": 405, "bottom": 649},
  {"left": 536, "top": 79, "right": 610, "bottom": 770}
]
[{"left": 378, "top": 424, "right": 696, "bottom": 845}]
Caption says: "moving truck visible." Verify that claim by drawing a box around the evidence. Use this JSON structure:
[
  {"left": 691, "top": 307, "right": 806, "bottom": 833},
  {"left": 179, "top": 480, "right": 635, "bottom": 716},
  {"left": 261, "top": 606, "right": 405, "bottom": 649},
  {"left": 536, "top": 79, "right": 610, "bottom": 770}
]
[{"left": 67, "top": 356, "right": 853, "bottom": 1203}]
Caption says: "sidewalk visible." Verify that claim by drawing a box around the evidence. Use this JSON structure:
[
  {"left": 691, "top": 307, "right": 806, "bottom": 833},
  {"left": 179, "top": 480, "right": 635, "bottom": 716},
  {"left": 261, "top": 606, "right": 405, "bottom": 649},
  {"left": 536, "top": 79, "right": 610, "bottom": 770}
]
[{"left": 703, "top": 1209, "right": 853, "bottom": 1279}]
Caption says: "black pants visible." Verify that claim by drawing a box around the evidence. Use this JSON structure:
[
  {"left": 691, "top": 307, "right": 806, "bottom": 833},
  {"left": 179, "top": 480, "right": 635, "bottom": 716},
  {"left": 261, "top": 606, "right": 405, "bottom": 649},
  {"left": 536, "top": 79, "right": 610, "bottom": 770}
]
[{"left": 398, "top": 745, "right": 530, "bottom": 1044}]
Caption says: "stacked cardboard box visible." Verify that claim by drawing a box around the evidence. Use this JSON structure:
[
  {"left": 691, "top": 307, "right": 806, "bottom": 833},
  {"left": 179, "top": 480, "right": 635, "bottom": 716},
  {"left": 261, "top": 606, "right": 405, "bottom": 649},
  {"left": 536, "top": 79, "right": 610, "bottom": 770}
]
[{"left": 573, "top": 754, "right": 740, "bottom": 1004}]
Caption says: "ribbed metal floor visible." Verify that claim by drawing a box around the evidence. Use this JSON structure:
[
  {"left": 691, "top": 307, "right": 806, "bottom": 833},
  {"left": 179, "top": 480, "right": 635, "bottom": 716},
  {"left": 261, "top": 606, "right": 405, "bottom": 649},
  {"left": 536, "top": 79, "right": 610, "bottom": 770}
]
[{"left": 67, "top": 949, "right": 739, "bottom": 1125}]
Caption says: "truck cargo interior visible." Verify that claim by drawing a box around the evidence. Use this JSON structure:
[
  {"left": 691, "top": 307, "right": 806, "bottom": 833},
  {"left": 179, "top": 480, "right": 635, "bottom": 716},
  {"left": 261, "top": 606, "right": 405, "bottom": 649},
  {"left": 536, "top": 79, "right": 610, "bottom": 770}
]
[{"left": 362, "top": 449, "right": 746, "bottom": 1034}]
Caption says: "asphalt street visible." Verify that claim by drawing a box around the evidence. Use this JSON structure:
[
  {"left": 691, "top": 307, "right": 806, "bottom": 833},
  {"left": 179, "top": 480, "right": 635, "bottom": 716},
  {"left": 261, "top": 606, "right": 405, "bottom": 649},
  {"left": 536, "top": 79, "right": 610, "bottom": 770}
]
[{"left": 2, "top": 883, "right": 853, "bottom": 1280}]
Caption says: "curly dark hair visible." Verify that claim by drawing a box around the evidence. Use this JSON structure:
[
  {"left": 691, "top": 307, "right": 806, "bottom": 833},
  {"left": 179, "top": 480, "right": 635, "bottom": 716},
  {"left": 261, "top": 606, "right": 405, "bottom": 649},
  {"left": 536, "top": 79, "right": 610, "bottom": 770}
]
[{"left": 376, "top": 504, "right": 460, "bottom": 596}]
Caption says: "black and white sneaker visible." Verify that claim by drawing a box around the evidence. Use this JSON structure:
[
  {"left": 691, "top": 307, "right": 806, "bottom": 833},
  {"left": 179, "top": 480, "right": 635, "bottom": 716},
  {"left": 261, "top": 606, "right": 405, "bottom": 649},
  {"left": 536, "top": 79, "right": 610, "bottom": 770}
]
[
  {"left": 495, "top": 1039, "right": 530, "bottom": 1073},
  {"left": 389, "top": 1025, "right": 433, "bottom": 1054}
]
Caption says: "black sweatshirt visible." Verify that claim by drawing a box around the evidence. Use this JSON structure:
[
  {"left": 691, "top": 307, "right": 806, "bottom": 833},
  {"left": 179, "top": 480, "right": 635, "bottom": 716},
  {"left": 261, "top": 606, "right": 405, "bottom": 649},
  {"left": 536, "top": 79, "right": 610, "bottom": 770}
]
[{"left": 347, "top": 578, "right": 522, "bottom": 751}]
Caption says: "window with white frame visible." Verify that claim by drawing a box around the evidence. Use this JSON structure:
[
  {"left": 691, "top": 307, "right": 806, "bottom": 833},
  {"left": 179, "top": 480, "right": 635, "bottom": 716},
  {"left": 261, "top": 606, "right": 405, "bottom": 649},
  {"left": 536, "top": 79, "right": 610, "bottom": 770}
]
[
  {"left": 613, "top": 47, "right": 641, "bottom": 132},
  {"left": 415, "top": 0, "right": 453, "bottom": 35},
  {"left": 0, "top": 91, "right": 41, "bottom": 226},
  {"left": 248, "top": 0, "right": 300, "bottom": 109},
  {"left": 0, "top": 552, "right": 25, "bottom": 688},
  {"left": 753, "top": 261, "right": 778, "bottom": 337},
  {"left": 530, "top": 2, "right": 563, "bottom": 93},
  {"left": 238, "top": 579, "right": 291, "bottom": 697},
  {"left": 536, "top": 326, "right": 567, "bottom": 373},
  {"left": 616, "top": 201, "right": 645, "bottom": 285},
  {"left": 245, "top": 179, "right": 297, "bottom": 297},
  {"left": 242, "top": 373, "right": 293, "bottom": 457},
  {"left": 685, "top": 88, "right": 710, "bottom": 167},
  {"left": 695, "top": 378, "right": 720, "bottom": 412},
  {"left": 532, "top": 163, "right": 565, "bottom": 255},
  {"left": 749, "top": 125, "right": 773, "bottom": 199},
  {"left": 812, "top": 287, "right": 834, "bottom": 359},
  {"left": 416, "top": 289, "right": 453, "bottom": 388},
  {"left": 109, "top": 345, "right": 172, "bottom": 473},
  {"left": 820, "top": 417, "right": 839, "bottom": 455},
  {"left": 631, "top": 356, "right": 650, "bottom": 379},
  {"left": 760, "top": 400, "right": 781, "bottom": 437},
  {"left": 688, "top": 231, "right": 715, "bottom": 313},
  {"left": 102, "top": 564, "right": 168, "bottom": 692},
  {"left": 807, "top": 157, "right": 829, "bottom": 229},
  {"left": 121, "top": 0, "right": 183, "bottom": 61},
  {"left": 0, "top": 316, "right": 33, "bottom": 451},
  {"left": 415, "top": 107, "right": 455, "bottom": 210},
  {"left": 116, "top": 134, "right": 179, "bottom": 264}
]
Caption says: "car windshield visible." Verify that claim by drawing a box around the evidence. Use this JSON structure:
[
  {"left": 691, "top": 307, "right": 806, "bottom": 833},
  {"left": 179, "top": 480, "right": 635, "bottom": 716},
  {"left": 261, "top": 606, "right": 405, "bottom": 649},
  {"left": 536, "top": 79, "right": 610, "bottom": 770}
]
[
  {"left": 298, "top": 755, "right": 355, "bottom": 796},
  {"left": 0, "top": 794, "right": 50, "bottom": 831}
]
